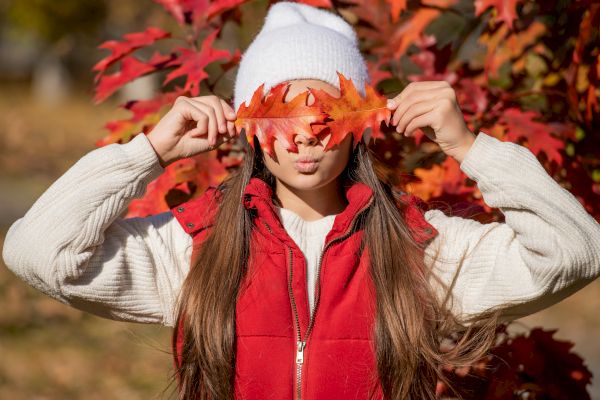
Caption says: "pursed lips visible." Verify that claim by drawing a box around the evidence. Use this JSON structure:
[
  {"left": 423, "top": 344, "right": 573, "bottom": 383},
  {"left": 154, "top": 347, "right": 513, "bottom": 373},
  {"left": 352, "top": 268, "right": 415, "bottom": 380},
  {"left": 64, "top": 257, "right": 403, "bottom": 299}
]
[{"left": 295, "top": 155, "right": 322, "bottom": 163}]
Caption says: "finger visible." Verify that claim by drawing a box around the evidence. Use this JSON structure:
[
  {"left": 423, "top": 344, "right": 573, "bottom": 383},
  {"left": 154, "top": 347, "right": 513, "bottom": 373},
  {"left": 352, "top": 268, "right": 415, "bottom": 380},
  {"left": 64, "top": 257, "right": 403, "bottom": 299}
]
[
  {"left": 388, "top": 81, "right": 446, "bottom": 117},
  {"left": 178, "top": 100, "right": 208, "bottom": 136},
  {"left": 385, "top": 98, "right": 398, "bottom": 122},
  {"left": 404, "top": 112, "right": 436, "bottom": 137},
  {"left": 190, "top": 97, "right": 226, "bottom": 135},
  {"left": 390, "top": 81, "right": 449, "bottom": 112},
  {"left": 226, "top": 120, "right": 236, "bottom": 138},
  {"left": 392, "top": 89, "right": 444, "bottom": 126},
  {"left": 191, "top": 101, "right": 219, "bottom": 146},
  {"left": 396, "top": 100, "right": 435, "bottom": 134},
  {"left": 220, "top": 98, "right": 237, "bottom": 121}
]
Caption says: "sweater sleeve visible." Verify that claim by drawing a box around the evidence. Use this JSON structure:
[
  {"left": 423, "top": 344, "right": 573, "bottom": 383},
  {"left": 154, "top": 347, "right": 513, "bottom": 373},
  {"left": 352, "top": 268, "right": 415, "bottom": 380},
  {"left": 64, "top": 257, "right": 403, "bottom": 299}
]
[
  {"left": 423, "top": 131, "right": 600, "bottom": 326},
  {"left": 1, "top": 132, "right": 193, "bottom": 327}
]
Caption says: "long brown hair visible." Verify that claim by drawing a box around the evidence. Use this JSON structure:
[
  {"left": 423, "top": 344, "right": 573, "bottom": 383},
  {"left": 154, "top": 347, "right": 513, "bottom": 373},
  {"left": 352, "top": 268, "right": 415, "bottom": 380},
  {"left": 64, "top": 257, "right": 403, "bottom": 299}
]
[{"left": 164, "top": 133, "right": 504, "bottom": 399}]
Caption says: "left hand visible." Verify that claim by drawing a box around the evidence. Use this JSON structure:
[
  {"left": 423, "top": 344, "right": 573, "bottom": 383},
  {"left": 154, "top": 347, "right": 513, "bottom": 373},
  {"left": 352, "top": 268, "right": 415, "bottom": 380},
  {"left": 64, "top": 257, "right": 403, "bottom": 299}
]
[{"left": 386, "top": 81, "right": 476, "bottom": 163}]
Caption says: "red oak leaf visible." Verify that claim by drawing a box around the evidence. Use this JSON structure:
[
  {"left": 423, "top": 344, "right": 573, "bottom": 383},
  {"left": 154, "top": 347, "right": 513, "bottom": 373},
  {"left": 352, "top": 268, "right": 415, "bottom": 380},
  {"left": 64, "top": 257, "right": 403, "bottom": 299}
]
[
  {"left": 163, "top": 28, "right": 233, "bottom": 96},
  {"left": 309, "top": 71, "right": 393, "bottom": 151},
  {"left": 93, "top": 27, "right": 170, "bottom": 77},
  {"left": 94, "top": 56, "right": 154, "bottom": 104},
  {"left": 123, "top": 90, "right": 183, "bottom": 123},
  {"left": 96, "top": 87, "right": 187, "bottom": 147},
  {"left": 94, "top": 52, "right": 173, "bottom": 104},
  {"left": 499, "top": 108, "right": 565, "bottom": 165},
  {"left": 234, "top": 81, "right": 328, "bottom": 159}
]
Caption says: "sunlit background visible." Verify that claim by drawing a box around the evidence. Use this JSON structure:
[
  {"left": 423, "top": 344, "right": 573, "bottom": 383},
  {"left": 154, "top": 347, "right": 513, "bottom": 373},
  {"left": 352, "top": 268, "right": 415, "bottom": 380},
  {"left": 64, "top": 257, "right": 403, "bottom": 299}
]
[{"left": 0, "top": 0, "right": 598, "bottom": 399}]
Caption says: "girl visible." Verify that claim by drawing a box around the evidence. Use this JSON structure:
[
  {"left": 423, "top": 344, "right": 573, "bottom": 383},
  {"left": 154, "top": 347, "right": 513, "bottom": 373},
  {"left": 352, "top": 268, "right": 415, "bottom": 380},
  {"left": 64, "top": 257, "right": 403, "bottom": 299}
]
[{"left": 3, "top": 2, "right": 600, "bottom": 400}]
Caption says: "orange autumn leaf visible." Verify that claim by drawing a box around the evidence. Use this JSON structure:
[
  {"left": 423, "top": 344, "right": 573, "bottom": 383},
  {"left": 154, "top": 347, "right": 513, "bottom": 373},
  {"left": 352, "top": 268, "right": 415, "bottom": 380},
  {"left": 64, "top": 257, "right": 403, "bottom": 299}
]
[
  {"left": 386, "top": 0, "right": 407, "bottom": 22},
  {"left": 406, "top": 163, "right": 445, "bottom": 201},
  {"left": 234, "top": 81, "right": 328, "bottom": 159},
  {"left": 234, "top": 71, "right": 392, "bottom": 156},
  {"left": 309, "top": 71, "right": 393, "bottom": 151}
]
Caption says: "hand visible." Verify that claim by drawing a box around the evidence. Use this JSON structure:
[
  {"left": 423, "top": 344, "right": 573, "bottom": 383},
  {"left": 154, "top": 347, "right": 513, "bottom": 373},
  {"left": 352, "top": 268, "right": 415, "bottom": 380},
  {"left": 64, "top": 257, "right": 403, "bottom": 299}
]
[
  {"left": 146, "top": 95, "right": 239, "bottom": 168},
  {"left": 386, "top": 81, "right": 476, "bottom": 163}
]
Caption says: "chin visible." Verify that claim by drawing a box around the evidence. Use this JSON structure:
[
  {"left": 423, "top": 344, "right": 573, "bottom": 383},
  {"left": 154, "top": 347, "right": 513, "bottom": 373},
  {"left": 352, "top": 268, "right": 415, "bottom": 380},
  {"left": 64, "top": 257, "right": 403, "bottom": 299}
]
[{"left": 277, "top": 172, "right": 335, "bottom": 191}]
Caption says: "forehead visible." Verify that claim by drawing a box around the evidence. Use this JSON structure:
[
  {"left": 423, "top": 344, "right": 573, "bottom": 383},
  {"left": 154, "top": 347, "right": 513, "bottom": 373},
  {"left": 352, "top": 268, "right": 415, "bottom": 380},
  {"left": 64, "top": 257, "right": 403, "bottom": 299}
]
[{"left": 283, "top": 79, "right": 340, "bottom": 103}]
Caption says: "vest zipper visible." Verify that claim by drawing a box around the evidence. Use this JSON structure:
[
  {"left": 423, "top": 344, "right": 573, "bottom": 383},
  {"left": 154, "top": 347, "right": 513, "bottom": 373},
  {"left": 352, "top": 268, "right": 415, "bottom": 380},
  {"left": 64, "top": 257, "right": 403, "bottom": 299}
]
[
  {"left": 262, "top": 221, "right": 305, "bottom": 400},
  {"left": 261, "top": 195, "right": 374, "bottom": 400},
  {"left": 288, "top": 246, "right": 304, "bottom": 400}
]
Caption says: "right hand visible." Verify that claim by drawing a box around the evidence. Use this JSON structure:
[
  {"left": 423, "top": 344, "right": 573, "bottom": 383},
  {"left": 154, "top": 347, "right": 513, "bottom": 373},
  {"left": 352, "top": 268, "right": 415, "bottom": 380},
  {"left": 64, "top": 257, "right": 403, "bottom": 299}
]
[{"left": 146, "top": 95, "right": 239, "bottom": 167}]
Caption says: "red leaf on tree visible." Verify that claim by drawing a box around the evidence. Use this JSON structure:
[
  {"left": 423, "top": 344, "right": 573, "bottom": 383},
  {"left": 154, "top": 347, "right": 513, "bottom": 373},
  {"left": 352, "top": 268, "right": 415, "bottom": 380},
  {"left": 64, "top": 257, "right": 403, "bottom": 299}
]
[
  {"left": 499, "top": 108, "right": 565, "bottom": 165},
  {"left": 570, "top": 5, "right": 600, "bottom": 124},
  {"left": 407, "top": 157, "right": 477, "bottom": 202},
  {"left": 563, "top": 157, "right": 600, "bottom": 217},
  {"left": 94, "top": 57, "right": 154, "bottom": 104},
  {"left": 456, "top": 77, "right": 489, "bottom": 120},
  {"left": 309, "top": 71, "right": 392, "bottom": 151},
  {"left": 127, "top": 150, "right": 228, "bottom": 217},
  {"left": 124, "top": 90, "right": 183, "bottom": 123},
  {"left": 163, "top": 28, "right": 233, "bottom": 96},
  {"left": 94, "top": 52, "right": 173, "bottom": 104},
  {"left": 484, "top": 328, "right": 593, "bottom": 399},
  {"left": 153, "top": 0, "right": 207, "bottom": 26},
  {"left": 385, "top": 0, "right": 407, "bottom": 22},
  {"left": 97, "top": 119, "right": 138, "bottom": 147},
  {"left": 157, "top": 0, "right": 246, "bottom": 27},
  {"left": 93, "top": 27, "right": 170, "bottom": 77},
  {"left": 367, "top": 57, "right": 394, "bottom": 87},
  {"left": 388, "top": 2, "right": 456, "bottom": 59},
  {"left": 206, "top": 0, "right": 249, "bottom": 20},
  {"left": 474, "top": 0, "right": 524, "bottom": 29},
  {"left": 96, "top": 88, "right": 186, "bottom": 147},
  {"left": 234, "top": 81, "right": 328, "bottom": 159}
]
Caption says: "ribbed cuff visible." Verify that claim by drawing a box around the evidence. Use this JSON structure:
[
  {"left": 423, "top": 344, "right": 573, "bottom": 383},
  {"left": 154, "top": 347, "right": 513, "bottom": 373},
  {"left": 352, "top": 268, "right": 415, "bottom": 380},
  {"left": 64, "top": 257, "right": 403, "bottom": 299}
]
[{"left": 118, "top": 132, "right": 165, "bottom": 184}]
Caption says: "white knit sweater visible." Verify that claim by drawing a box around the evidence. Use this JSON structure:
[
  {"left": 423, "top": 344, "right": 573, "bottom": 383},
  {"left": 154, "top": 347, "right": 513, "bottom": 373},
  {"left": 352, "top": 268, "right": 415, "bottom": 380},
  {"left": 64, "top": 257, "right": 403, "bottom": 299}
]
[
  {"left": 2, "top": 131, "right": 600, "bottom": 328},
  {"left": 274, "top": 206, "right": 337, "bottom": 315}
]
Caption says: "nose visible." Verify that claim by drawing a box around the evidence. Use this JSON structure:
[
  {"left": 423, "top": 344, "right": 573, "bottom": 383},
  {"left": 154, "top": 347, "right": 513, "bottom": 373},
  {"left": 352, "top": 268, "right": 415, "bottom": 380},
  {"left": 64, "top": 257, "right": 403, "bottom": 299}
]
[{"left": 294, "top": 133, "right": 318, "bottom": 146}]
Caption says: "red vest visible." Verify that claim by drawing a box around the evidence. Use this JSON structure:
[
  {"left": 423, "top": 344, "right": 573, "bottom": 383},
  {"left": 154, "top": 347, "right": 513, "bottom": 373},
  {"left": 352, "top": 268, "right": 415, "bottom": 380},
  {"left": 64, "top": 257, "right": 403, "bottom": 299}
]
[{"left": 170, "top": 176, "right": 438, "bottom": 399}]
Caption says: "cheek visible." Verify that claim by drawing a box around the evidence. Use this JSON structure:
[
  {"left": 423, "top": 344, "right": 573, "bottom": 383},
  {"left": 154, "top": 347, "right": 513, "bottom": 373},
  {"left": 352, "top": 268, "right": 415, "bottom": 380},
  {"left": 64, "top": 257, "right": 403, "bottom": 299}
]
[
  {"left": 321, "top": 151, "right": 349, "bottom": 174},
  {"left": 262, "top": 153, "right": 280, "bottom": 174},
  {"left": 329, "top": 135, "right": 353, "bottom": 166},
  {"left": 262, "top": 142, "right": 292, "bottom": 172}
]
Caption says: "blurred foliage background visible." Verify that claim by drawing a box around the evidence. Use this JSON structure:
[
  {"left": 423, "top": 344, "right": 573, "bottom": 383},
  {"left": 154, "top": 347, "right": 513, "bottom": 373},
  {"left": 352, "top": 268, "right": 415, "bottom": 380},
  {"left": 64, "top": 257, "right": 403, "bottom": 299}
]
[{"left": 0, "top": 0, "right": 599, "bottom": 399}]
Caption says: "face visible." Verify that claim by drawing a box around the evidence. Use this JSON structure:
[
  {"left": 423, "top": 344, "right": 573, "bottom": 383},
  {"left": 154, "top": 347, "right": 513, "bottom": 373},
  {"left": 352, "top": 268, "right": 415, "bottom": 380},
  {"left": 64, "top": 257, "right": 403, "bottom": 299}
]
[{"left": 261, "top": 79, "right": 353, "bottom": 192}]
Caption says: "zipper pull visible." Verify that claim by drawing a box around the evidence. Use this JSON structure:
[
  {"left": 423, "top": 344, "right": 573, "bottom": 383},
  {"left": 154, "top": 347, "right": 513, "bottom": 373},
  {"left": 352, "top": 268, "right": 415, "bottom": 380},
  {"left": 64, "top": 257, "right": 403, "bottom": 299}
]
[{"left": 296, "top": 341, "right": 306, "bottom": 364}]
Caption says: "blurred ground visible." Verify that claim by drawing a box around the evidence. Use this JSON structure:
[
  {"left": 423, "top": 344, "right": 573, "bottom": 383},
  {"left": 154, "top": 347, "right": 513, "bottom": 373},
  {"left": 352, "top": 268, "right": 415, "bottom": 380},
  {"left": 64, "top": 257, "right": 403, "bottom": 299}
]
[
  {"left": 0, "top": 88, "right": 177, "bottom": 400},
  {"left": 0, "top": 88, "right": 598, "bottom": 398}
]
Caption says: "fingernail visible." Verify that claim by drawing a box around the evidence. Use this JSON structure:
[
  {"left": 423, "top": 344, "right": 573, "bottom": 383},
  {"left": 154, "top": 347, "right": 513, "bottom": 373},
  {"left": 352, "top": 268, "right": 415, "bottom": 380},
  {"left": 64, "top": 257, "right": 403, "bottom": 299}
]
[{"left": 387, "top": 99, "right": 395, "bottom": 108}]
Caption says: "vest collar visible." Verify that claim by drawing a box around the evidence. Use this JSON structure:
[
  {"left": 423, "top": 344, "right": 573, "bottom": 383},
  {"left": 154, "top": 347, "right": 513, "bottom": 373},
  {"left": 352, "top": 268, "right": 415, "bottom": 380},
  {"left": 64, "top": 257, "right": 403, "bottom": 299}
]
[{"left": 242, "top": 176, "right": 374, "bottom": 248}]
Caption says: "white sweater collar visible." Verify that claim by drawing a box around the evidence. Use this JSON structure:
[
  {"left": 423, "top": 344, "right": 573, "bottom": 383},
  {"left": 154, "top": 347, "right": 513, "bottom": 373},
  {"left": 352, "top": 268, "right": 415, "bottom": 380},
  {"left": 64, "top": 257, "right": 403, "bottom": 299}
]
[{"left": 274, "top": 206, "right": 337, "bottom": 238}]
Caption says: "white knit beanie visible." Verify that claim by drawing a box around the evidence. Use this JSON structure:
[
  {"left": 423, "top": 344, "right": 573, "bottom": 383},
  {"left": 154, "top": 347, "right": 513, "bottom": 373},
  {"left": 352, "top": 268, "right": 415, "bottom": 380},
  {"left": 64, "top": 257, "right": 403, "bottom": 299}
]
[{"left": 233, "top": 1, "right": 370, "bottom": 115}]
